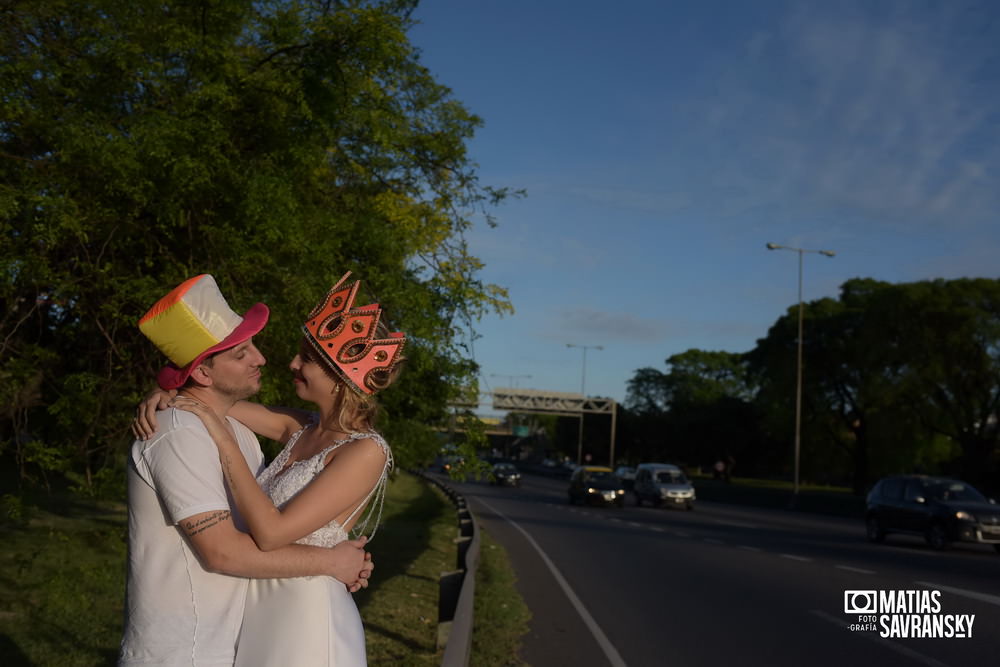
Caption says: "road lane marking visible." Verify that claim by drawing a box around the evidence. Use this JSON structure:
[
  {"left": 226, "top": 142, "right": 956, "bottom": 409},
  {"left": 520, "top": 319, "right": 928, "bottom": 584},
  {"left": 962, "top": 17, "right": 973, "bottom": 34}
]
[
  {"left": 475, "top": 498, "right": 628, "bottom": 667},
  {"left": 739, "top": 545, "right": 761, "bottom": 552},
  {"left": 628, "top": 522, "right": 642, "bottom": 528},
  {"left": 780, "top": 554, "right": 811, "bottom": 562},
  {"left": 809, "top": 610, "right": 951, "bottom": 667},
  {"left": 711, "top": 519, "right": 761, "bottom": 529},
  {"left": 836, "top": 565, "right": 875, "bottom": 574},
  {"left": 916, "top": 581, "right": 1000, "bottom": 608},
  {"left": 675, "top": 531, "right": 690, "bottom": 538},
  {"left": 650, "top": 526, "right": 665, "bottom": 532}
]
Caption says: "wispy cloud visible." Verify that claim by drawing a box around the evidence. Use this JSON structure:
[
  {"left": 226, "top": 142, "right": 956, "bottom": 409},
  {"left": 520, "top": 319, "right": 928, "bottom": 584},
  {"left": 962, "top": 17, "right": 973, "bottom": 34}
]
[
  {"left": 548, "top": 307, "right": 671, "bottom": 344},
  {"left": 688, "top": 0, "right": 1000, "bottom": 229}
]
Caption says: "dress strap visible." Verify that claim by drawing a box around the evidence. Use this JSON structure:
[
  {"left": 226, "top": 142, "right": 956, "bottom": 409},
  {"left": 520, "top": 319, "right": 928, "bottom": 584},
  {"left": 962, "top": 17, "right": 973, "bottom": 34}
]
[{"left": 315, "top": 432, "right": 393, "bottom": 542}]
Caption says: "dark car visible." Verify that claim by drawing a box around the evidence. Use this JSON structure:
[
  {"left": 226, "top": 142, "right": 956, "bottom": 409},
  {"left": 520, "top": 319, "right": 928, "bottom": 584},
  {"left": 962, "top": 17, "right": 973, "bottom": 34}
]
[
  {"left": 568, "top": 466, "right": 626, "bottom": 507},
  {"left": 865, "top": 475, "right": 1000, "bottom": 552},
  {"left": 491, "top": 462, "right": 521, "bottom": 487}
]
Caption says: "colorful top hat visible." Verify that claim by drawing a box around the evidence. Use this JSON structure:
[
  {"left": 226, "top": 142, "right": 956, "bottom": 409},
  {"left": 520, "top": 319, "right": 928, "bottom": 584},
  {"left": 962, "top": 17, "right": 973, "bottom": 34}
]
[{"left": 139, "top": 274, "right": 269, "bottom": 389}]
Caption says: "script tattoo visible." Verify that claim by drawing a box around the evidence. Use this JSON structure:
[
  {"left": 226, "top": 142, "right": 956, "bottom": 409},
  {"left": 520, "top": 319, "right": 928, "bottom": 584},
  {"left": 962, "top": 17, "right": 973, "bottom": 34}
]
[
  {"left": 221, "top": 453, "right": 239, "bottom": 495},
  {"left": 182, "top": 510, "right": 231, "bottom": 537}
]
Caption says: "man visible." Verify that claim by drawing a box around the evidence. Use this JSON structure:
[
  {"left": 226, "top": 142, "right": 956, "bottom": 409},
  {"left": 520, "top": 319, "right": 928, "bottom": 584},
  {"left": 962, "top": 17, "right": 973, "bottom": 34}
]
[{"left": 120, "top": 274, "right": 372, "bottom": 666}]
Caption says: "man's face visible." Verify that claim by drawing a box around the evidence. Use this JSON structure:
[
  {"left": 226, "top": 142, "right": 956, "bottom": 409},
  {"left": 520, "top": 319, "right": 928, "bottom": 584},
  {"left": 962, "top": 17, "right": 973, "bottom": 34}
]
[{"left": 201, "top": 338, "right": 266, "bottom": 400}]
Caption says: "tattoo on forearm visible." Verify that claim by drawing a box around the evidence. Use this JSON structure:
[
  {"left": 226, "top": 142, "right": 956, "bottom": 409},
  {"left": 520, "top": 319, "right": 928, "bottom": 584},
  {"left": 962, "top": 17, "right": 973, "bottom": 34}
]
[
  {"left": 222, "top": 454, "right": 238, "bottom": 494},
  {"left": 182, "top": 510, "right": 231, "bottom": 537}
]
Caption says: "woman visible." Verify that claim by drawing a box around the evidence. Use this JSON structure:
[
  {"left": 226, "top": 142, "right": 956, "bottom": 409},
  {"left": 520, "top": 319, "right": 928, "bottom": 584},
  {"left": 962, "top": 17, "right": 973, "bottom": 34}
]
[{"left": 148, "top": 272, "right": 404, "bottom": 666}]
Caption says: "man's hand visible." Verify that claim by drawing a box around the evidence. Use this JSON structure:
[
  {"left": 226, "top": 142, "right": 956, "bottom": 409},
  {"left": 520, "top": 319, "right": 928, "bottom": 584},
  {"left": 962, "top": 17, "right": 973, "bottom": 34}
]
[
  {"left": 132, "top": 388, "right": 176, "bottom": 440},
  {"left": 329, "top": 537, "right": 374, "bottom": 592}
]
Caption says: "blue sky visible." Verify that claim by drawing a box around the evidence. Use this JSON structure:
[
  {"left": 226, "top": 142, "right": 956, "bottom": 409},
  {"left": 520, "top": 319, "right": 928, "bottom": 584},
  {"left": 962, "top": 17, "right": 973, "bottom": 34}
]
[{"left": 408, "top": 0, "right": 1000, "bottom": 410}]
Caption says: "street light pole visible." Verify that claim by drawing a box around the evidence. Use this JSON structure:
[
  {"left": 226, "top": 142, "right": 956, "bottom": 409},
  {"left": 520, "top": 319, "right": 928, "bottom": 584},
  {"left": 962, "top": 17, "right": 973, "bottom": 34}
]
[
  {"left": 765, "top": 243, "right": 835, "bottom": 503},
  {"left": 567, "top": 344, "right": 603, "bottom": 465}
]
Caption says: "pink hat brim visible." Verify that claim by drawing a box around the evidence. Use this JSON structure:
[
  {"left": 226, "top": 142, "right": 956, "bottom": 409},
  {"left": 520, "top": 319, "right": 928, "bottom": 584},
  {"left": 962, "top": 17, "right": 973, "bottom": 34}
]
[{"left": 156, "top": 303, "right": 269, "bottom": 390}]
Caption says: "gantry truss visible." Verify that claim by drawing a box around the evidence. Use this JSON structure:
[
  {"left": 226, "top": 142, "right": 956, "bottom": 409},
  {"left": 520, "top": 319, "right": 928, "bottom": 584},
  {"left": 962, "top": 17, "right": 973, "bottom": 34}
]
[{"left": 490, "top": 388, "right": 615, "bottom": 417}]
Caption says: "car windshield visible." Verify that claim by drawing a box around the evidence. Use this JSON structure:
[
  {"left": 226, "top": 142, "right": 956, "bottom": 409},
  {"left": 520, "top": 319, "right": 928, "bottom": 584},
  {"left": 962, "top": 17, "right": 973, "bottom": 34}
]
[
  {"left": 586, "top": 471, "right": 616, "bottom": 482},
  {"left": 655, "top": 471, "right": 686, "bottom": 484},
  {"left": 494, "top": 464, "right": 516, "bottom": 473},
  {"left": 925, "top": 481, "right": 986, "bottom": 503}
]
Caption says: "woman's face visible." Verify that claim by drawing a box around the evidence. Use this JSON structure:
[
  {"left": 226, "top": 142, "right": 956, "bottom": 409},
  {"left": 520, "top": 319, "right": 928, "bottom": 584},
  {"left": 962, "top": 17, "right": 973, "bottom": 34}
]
[{"left": 289, "top": 343, "right": 338, "bottom": 404}]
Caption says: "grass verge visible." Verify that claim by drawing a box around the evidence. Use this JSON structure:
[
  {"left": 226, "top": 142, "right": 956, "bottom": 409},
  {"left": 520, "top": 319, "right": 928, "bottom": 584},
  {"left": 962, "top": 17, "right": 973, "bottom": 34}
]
[
  {"left": 470, "top": 527, "right": 532, "bottom": 666},
  {"left": 0, "top": 497, "right": 127, "bottom": 666},
  {"left": 690, "top": 476, "right": 865, "bottom": 517},
  {"left": 356, "top": 471, "right": 455, "bottom": 664}
]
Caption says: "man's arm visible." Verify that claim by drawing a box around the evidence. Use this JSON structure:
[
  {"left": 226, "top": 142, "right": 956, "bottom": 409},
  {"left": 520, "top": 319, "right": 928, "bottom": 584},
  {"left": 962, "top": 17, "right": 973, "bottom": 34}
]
[{"left": 179, "top": 509, "right": 373, "bottom": 589}]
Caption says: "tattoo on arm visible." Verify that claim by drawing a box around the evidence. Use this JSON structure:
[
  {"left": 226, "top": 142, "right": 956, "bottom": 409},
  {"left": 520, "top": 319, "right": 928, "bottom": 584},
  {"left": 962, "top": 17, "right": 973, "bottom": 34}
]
[
  {"left": 181, "top": 510, "right": 232, "bottom": 537},
  {"left": 222, "top": 454, "right": 238, "bottom": 494}
]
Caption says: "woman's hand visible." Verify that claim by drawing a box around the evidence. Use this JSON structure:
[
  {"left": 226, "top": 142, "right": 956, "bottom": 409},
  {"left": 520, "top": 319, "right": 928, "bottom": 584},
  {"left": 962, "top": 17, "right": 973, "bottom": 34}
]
[
  {"left": 170, "top": 396, "right": 232, "bottom": 447},
  {"left": 131, "top": 388, "right": 177, "bottom": 440}
]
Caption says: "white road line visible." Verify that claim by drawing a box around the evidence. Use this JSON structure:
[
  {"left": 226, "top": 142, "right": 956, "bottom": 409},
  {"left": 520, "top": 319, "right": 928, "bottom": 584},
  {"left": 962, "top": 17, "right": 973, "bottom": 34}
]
[
  {"left": 608, "top": 518, "right": 622, "bottom": 523},
  {"left": 739, "top": 545, "right": 761, "bottom": 552},
  {"left": 809, "top": 610, "right": 952, "bottom": 667},
  {"left": 836, "top": 565, "right": 875, "bottom": 575},
  {"left": 780, "top": 554, "right": 812, "bottom": 562},
  {"left": 650, "top": 526, "right": 665, "bottom": 532},
  {"left": 475, "top": 498, "right": 627, "bottom": 667},
  {"left": 711, "top": 519, "right": 761, "bottom": 529},
  {"left": 628, "top": 522, "right": 642, "bottom": 528},
  {"left": 675, "top": 531, "right": 690, "bottom": 538},
  {"left": 916, "top": 581, "right": 1000, "bottom": 608}
]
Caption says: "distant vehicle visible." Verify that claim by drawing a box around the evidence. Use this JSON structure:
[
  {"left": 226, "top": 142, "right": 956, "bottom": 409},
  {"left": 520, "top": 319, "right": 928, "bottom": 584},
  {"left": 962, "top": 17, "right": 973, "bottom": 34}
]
[
  {"left": 634, "top": 463, "right": 695, "bottom": 510},
  {"left": 614, "top": 466, "right": 636, "bottom": 490},
  {"left": 568, "top": 466, "right": 625, "bottom": 507},
  {"left": 865, "top": 475, "right": 1000, "bottom": 552},
  {"left": 436, "top": 455, "right": 463, "bottom": 473},
  {"left": 491, "top": 463, "right": 521, "bottom": 487}
]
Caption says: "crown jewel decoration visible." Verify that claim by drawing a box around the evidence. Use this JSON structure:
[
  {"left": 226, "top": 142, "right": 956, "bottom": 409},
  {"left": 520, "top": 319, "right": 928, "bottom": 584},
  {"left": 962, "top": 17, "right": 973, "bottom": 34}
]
[{"left": 302, "top": 272, "right": 405, "bottom": 395}]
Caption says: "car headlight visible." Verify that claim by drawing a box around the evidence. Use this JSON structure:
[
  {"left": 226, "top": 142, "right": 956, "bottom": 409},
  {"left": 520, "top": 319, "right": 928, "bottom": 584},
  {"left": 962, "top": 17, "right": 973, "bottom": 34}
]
[
  {"left": 955, "top": 511, "right": 976, "bottom": 521},
  {"left": 587, "top": 487, "right": 597, "bottom": 494},
  {"left": 617, "top": 489, "right": 625, "bottom": 495}
]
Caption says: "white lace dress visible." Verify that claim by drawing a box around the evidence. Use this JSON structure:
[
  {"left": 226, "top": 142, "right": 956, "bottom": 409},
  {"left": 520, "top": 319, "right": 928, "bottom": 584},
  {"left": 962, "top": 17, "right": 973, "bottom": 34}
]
[{"left": 234, "top": 426, "right": 391, "bottom": 667}]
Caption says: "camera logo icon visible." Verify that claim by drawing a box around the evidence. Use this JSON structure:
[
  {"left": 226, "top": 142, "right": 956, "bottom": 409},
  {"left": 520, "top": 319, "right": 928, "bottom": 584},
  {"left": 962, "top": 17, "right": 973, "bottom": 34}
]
[{"left": 844, "top": 590, "right": 877, "bottom": 614}]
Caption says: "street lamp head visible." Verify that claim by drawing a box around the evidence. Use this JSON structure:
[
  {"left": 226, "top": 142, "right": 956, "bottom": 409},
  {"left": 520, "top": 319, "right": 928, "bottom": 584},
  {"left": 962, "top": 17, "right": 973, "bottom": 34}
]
[
  {"left": 820, "top": 250, "right": 836, "bottom": 257},
  {"left": 766, "top": 242, "right": 780, "bottom": 250}
]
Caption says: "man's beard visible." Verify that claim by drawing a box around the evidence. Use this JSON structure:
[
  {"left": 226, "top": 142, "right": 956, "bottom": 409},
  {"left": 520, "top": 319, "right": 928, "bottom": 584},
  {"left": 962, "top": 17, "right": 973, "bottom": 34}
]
[{"left": 213, "top": 375, "right": 260, "bottom": 402}]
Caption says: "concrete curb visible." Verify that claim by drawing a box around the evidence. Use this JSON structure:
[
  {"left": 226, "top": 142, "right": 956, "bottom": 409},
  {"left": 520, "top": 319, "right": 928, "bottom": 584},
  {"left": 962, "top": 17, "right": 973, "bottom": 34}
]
[{"left": 411, "top": 470, "right": 480, "bottom": 667}]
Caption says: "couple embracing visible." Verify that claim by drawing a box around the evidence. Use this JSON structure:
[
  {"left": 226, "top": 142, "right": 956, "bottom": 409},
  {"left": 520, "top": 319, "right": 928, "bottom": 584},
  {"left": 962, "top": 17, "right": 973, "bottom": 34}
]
[{"left": 120, "top": 271, "right": 405, "bottom": 666}]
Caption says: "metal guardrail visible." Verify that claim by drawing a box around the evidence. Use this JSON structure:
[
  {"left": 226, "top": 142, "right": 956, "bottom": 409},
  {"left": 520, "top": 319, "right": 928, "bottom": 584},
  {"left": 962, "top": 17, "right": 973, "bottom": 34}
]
[{"left": 412, "top": 470, "right": 480, "bottom": 667}]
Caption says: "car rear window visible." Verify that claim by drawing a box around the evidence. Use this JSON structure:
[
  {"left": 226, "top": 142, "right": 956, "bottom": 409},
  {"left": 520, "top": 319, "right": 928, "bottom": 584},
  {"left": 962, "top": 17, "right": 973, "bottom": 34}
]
[{"left": 880, "top": 478, "right": 903, "bottom": 500}]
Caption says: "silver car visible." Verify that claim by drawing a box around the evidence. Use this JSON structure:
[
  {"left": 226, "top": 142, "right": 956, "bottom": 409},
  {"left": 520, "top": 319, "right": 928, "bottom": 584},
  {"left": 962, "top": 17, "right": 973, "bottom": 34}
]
[{"left": 634, "top": 463, "right": 695, "bottom": 510}]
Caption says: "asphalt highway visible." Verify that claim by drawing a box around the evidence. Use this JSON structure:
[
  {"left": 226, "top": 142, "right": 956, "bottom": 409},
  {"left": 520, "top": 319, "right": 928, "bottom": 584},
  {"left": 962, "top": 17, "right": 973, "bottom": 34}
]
[{"left": 434, "top": 472, "right": 1000, "bottom": 667}]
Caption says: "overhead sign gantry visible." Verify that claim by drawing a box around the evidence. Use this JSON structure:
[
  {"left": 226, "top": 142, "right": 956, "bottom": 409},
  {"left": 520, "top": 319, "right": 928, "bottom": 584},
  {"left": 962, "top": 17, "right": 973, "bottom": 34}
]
[{"left": 490, "top": 388, "right": 617, "bottom": 466}]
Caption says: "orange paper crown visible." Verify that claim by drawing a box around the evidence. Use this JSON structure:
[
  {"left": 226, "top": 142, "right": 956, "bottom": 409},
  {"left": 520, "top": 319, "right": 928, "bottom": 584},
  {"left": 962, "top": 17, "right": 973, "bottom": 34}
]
[{"left": 302, "top": 272, "right": 405, "bottom": 395}]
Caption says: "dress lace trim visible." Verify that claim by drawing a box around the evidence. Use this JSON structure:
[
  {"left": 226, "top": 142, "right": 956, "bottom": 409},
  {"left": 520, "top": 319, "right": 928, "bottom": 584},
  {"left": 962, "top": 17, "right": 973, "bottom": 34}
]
[{"left": 255, "top": 424, "right": 392, "bottom": 547}]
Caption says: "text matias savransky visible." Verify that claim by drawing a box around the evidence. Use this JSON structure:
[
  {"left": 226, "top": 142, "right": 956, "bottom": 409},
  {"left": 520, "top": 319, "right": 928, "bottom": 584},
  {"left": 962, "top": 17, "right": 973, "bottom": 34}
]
[{"left": 844, "top": 589, "right": 975, "bottom": 639}]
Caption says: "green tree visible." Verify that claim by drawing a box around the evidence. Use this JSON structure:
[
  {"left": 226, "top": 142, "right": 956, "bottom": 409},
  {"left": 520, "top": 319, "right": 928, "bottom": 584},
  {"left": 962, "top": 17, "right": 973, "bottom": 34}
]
[
  {"left": 751, "top": 277, "right": 999, "bottom": 493},
  {"left": 1, "top": 0, "right": 513, "bottom": 492},
  {"left": 626, "top": 349, "right": 758, "bottom": 468},
  {"left": 876, "top": 279, "right": 1000, "bottom": 490}
]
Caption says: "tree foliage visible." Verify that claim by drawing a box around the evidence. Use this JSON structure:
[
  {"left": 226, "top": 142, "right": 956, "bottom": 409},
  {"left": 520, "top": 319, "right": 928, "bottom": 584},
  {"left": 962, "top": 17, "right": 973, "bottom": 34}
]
[
  {"left": 626, "top": 277, "right": 1000, "bottom": 494},
  {"left": 1, "top": 0, "right": 514, "bottom": 492}
]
